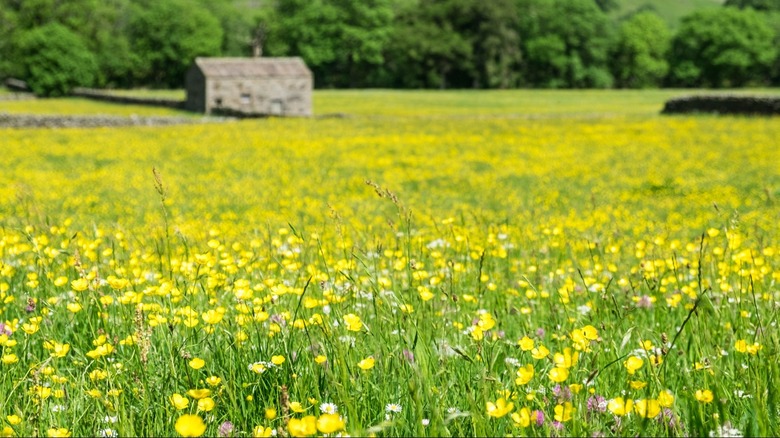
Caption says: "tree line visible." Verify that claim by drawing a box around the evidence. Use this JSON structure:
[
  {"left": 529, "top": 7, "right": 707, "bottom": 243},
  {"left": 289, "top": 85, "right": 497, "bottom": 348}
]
[{"left": 0, "top": 0, "right": 778, "bottom": 96}]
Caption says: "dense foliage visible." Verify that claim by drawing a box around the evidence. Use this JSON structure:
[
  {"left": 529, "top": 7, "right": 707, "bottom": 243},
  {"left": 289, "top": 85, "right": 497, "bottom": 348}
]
[
  {"left": 14, "top": 23, "right": 98, "bottom": 97},
  {"left": 0, "top": 0, "right": 778, "bottom": 92}
]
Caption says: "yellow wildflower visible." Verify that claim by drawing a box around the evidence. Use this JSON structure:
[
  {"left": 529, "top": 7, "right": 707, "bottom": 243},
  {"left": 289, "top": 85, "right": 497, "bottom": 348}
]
[
  {"left": 316, "top": 413, "right": 345, "bottom": 434},
  {"left": 187, "top": 389, "right": 212, "bottom": 399},
  {"left": 554, "top": 402, "right": 573, "bottom": 422},
  {"left": 253, "top": 426, "right": 274, "bottom": 437},
  {"left": 695, "top": 389, "right": 714, "bottom": 403},
  {"left": 515, "top": 364, "right": 534, "bottom": 385},
  {"left": 47, "top": 428, "right": 71, "bottom": 438},
  {"left": 486, "top": 397, "right": 514, "bottom": 418},
  {"left": 175, "top": 414, "right": 206, "bottom": 437},
  {"left": 608, "top": 397, "right": 633, "bottom": 416},
  {"left": 634, "top": 399, "right": 661, "bottom": 418},
  {"left": 548, "top": 367, "right": 569, "bottom": 383},
  {"left": 357, "top": 357, "right": 375, "bottom": 370},
  {"left": 511, "top": 407, "right": 531, "bottom": 427},
  {"left": 623, "top": 356, "right": 643, "bottom": 375},
  {"left": 518, "top": 336, "right": 534, "bottom": 351},
  {"left": 170, "top": 393, "right": 190, "bottom": 410},
  {"left": 288, "top": 416, "right": 317, "bottom": 437},
  {"left": 343, "top": 314, "right": 363, "bottom": 331},
  {"left": 197, "top": 397, "right": 215, "bottom": 412}
]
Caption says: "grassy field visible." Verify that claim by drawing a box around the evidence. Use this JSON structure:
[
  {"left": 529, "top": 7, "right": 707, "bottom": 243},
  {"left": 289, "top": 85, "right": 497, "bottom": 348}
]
[{"left": 0, "top": 90, "right": 779, "bottom": 437}]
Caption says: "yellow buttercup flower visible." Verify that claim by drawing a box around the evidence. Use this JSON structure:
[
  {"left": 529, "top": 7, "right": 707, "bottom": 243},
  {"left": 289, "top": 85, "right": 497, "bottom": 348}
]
[
  {"left": 548, "top": 366, "right": 569, "bottom": 383},
  {"left": 316, "top": 413, "right": 345, "bottom": 434},
  {"left": 189, "top": 358, "right": 205, "bottom": 370},
  {"left": 253, "top": 426, "right": 274, "bottom": 437},
  {"left": 608, "top": 397, "right": 633, "bottom": 416},
  {"left": 288, "top": 416, "right": 317, "bottom": 437},
  {"left": 71, "top": 278, "right": 89, "bottom": 292},
  {"left": 623, "top": 356, "right": 644, "bottom": 375},
  {"left": 511, "top": 407, "right": 531, "bottom": 427},
  {"left": 197, "top": 397, "right": 215, "bottom": 412},
  {"left": 531, "top": 345, "right": 550, "bottom": 360},
  {"left": 49, "top": 342, "right": 70, "bottom": 358},
  {"left": 486, "top": 397, "right": 514, "bottom": 418},
  {"left": 343, "top": 314, "right": 363, "bottom": 331},
  {"left": 695, "top": 389, "right": 714, "bottom": 403},
  {"left": 554, "top": 402, "right": 573, "bottom": 422},
  {"left": 47, "top": 428, "right": 71, "bottom": 438},
  {"left": 357, "top": 356, "right": 375, "bottom": 370},
  {"left": 518, "top": 336, "right": 535, "bottom": 351},
  {"left": 187, "top": 389, "right": 212, "bottom": 399},
  {"left": 175, "top": 414, "right": 206, "bottom": 437},
  {"left": 1, "top": 354, "right": 19, "bottom": 365},
  {"left": 634, "top": 399, "right": 661, "bottom": 418},
  {"left": 170, "top": 393, "right": 190, "bottom": 410},
  {"left": 515, "top": 364, "right": 534, "bottom": 385},
  {"left": 657, "top": 390, "right": 675, "bottom": 407}
]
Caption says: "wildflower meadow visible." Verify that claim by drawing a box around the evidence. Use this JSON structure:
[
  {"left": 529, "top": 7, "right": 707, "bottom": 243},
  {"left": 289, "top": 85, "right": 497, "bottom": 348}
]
[{"left": 0, "top": 90, "right": 779, "bottom": 437}]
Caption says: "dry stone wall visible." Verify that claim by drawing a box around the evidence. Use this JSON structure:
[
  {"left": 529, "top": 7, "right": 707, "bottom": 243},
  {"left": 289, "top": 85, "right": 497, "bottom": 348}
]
[
  {"left": 0, "top": 113, "right": 225, "bottom": 129},
  {"left": 71, "top": 88, "right": 186, "bottom": 110},
  {"left": 662, "top": 95, "right": 780, "bottom": 115}
]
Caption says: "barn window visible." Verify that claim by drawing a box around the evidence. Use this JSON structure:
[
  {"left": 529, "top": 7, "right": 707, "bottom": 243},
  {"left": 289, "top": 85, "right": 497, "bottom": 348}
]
[
  {"left": 240, "top": 93, "right": 251, "bottom": 105},
  {"left": 214, "top": 98, "right": 223, "bottom": 107}
]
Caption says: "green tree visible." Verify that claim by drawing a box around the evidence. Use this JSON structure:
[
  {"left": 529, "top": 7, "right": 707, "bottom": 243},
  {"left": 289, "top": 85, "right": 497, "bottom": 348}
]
[
  {"left": 0, "top": 0, "right": 133, "bottom": 87},
  {"left": 669, "top": 7, "right": 776, "bottom": 87},
  {"left": 197, "top": 0, "right": 255, "bottom": 56},
  {"left": 127, "top": 0, "right": 223, "bottom": 87},
  {"left": 16, "top": 23, "right": 98, "bottom": 96},
  {"left": 387, "top": 0, "right": 521, "bottom": 89},
  {"left": 612, "top": 11, "right": 670, "bottom": 88},
  {"left": 271, "top": 0, "right": 394, "bottom": 88},
  {"left": 465, "top": 0, "right": 523, "bottom": 88},
  {"left": 595, "top": 0, "right": 619, "bottom": 12},
  {"left": 518, "top": 0, "right": 614, "bottom": 88},
  {"left": 387, "top": 0, "right": 474, "bottom": 88},
  {"left": 0, "top": 5, "right": 19, "bottom": 79},
  {"left": 723, "top": 0, "right": 780, "bottom": 11}
]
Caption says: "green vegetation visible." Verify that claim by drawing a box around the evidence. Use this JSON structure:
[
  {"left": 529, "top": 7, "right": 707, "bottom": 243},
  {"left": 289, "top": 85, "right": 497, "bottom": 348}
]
[
  {"left": 0, "top": 0, "right": 777, "bottom": 91},
  {"left": 669, "top": 7, "right": 777, "bottom": 87},
  {"left": 15, "top": 23, "right": 98, "bottom": 97},
  {"left": 609, "top": 0, "right": 724, "bottom": 28}
]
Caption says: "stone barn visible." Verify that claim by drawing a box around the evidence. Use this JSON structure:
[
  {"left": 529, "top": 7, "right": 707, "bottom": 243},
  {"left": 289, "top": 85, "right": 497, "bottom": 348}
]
[{"left": 185, "top": 57, "right": 312, "bottom": 116}]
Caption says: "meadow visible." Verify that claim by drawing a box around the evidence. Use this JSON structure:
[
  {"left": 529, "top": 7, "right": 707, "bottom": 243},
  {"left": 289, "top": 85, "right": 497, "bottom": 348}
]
[{"left": 0, "top": 89, "right": 779, "bottom": 437}]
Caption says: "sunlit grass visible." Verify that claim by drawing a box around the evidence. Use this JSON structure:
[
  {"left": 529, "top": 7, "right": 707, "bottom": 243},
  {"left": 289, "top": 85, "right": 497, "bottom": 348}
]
[
  {"left": 0, "top": 96, "right": 192, "bottom": 117},
  {"left": 0, "top": 90, "right": 778, "bottom": 437}
]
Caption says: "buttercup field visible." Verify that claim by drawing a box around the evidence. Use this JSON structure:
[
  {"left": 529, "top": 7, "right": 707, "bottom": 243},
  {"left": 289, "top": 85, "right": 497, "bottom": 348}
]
[{"left": 0, "top": 89, "right": 779, "bottom": 437}]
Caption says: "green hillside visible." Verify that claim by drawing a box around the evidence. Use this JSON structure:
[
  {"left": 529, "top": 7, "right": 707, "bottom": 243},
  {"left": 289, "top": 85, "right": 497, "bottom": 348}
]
[{"left": 611, "top": 0, "right": 725, "bottom": 27}]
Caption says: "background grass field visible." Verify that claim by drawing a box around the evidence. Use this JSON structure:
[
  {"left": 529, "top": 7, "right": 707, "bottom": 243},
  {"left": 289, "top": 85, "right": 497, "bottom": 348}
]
[{"left": 0, "top": 89, "right": 778, "bottom": 437}]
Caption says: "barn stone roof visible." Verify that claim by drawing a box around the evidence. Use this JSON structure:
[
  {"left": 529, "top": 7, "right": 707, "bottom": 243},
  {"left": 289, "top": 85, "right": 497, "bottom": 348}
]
[{"left": 193, "top": 57, "right": 311, "bottom": 79}]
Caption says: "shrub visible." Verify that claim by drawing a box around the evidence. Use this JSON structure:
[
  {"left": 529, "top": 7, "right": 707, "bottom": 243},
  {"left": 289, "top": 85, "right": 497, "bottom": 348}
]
[{"left": 16, "top": 23, "right": 98, "bottom": 97}]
